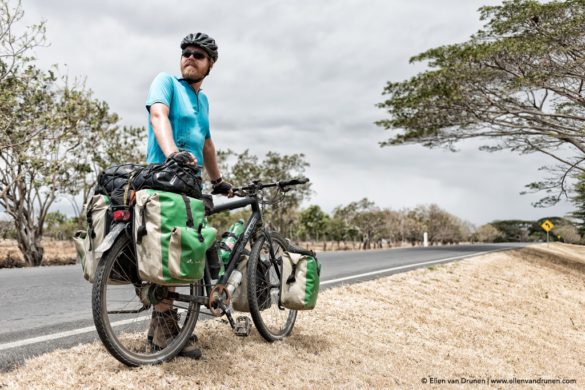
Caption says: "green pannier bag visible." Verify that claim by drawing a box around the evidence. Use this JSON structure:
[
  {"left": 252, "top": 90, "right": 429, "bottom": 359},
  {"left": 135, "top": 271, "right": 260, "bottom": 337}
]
[
  {"left": 134, "top": 189, "right": 216, "bottom": 285},
  {"left": 281, "top": 252, "right": 321, "bottom": 310},
  {"left": 73, "top": 194, "right": 110, "bottom": 283}
]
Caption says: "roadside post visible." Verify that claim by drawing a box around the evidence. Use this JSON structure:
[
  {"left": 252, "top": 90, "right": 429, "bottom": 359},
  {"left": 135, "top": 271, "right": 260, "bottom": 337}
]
[{"left": 540, "top": 219, "right": 554, "bottom": 245}]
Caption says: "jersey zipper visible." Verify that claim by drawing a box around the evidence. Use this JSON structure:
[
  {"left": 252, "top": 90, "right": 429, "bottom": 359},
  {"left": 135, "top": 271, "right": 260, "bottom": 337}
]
[{"left": 194, "top": 89, "right": 200, "bottom": 113}]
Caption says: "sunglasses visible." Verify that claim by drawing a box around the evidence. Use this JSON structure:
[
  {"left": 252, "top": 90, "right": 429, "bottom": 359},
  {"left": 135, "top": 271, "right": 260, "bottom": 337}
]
[{"left": 182, "top": 50, "right": 207, "bottom": 60}]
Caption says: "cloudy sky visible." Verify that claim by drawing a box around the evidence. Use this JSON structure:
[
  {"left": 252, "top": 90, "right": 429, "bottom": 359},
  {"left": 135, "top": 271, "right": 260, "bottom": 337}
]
[{"left": 21, "top": 0, "right": 574, "bottom": 225}]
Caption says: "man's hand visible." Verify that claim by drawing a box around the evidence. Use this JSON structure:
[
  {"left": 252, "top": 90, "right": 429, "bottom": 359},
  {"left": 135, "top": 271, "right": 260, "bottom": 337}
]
[
  {"left": 211, "top": 177, "right": 233, "bottom": 197},
  {"left": 169, "top": 151, "right": 198, "bottom": 166}
]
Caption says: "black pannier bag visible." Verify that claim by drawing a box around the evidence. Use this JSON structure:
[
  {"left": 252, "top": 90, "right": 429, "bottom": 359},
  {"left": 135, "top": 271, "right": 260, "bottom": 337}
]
[
  {"left": 94, "top": 155, "right": 204, "bottom": 201},
  {"left": 129, "top": 157, "right": 203, "bottom": 200},
  {"left": 95, "top": 164, "right": 144, "bottom": 197}
]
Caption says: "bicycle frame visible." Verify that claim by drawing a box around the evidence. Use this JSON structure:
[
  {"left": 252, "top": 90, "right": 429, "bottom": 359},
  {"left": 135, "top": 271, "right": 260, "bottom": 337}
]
[
  {"left": 206, "top": 196, "right": 279, "bottom": 293},
  {"left": 168, "top": 195, "right": 280, "bottom": 308}
]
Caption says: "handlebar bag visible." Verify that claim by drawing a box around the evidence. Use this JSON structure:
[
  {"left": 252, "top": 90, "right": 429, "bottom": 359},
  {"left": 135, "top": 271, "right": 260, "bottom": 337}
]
[
  {"left": 280, "top": 252, "right": 321, "bottom": 310},
  {"left": 73, "top": 194, "right": 111, "bottom": 282},
  {"left": 134, "top": 189, "right": 216, "bottom": 285}
]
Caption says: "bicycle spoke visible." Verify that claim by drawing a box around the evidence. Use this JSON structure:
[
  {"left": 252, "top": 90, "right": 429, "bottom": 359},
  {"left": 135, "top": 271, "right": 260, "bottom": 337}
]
[
  {"left": 248, "top": 232, "right": 296, "bottom": 341},
  {"left": 92, "top": 234, "right": 202, "bottom": 366}
]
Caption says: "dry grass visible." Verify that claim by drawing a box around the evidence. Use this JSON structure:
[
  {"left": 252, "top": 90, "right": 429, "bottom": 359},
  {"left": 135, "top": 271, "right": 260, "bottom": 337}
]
[
  {"left": 1, "top": 243, "right": 585, "bottom": 389},
  {"left": 0, "top": 240, "right": 76, "bottom": 268}
]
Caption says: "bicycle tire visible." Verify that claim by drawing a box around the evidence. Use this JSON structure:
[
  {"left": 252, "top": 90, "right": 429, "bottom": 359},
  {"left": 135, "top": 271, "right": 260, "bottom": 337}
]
[
  {"left": 92, "top": 232, "right": 201, "bottom": 366},
  {"left": 247, "top": 231, "right": 297, "bottom": 341}
]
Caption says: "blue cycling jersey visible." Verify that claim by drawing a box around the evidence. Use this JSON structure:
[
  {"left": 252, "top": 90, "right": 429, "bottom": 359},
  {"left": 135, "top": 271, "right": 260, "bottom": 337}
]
[{"left": 145, "top": 72, "right": 210, "bottom": 166}]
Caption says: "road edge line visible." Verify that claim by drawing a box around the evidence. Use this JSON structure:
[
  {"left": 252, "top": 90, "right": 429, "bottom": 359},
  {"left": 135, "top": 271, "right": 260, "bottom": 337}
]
[{"left": 0, "top": 247, "right": 512, "bottom": 351}]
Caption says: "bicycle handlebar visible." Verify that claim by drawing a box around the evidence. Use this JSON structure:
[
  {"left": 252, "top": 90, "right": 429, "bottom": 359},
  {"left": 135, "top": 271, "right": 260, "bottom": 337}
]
[
  {"left": 278, "top": 177, "right": 309, "bottom": 187},
  {"left": 231, "top": 177, "right": 310, "bottom": 196}
]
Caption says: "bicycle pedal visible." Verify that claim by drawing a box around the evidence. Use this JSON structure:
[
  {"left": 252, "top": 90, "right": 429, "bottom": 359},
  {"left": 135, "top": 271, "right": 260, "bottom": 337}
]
[{"left": 234, "top": 316, "right": 252, "bottom": 337}]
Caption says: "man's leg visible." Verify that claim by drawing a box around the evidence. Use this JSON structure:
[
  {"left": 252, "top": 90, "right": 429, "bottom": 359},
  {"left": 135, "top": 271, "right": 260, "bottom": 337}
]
[{"left": 150, "top": 288, "right": 201, "bottom": 359}]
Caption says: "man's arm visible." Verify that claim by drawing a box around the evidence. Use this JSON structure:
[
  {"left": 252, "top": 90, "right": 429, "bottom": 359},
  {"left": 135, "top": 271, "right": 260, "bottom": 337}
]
[
  {"left": 202, "top": 138, "right": 221, "bottom": 181},
  {"left": 150, "top": 103, "right": 179, "bottom": 158}
]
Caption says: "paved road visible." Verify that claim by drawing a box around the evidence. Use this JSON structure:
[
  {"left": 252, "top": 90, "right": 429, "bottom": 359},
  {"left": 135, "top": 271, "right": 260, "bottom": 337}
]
[{"left": 0, "top": 243, "right": 528, "bottom": 370}]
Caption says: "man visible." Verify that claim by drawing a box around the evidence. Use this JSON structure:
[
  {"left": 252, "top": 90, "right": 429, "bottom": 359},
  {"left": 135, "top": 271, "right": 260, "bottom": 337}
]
[{"left": 145, "top": 32, "right": 232, "bottom": 359}]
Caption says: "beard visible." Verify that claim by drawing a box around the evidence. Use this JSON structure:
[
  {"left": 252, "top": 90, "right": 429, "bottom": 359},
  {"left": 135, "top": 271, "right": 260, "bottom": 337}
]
[{"left": 181, "top": 62, "right": 209, "bottom": 82}]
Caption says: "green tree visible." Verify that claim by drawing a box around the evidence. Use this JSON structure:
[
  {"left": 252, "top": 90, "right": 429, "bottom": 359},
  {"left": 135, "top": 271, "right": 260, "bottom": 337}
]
[
  {"left": 44, "top": 211, "right": 80, "bottom": 241},
  {"left": 528, "top": 216, "right": 578, "bottom": 242},
  {"left": 328, "top": 215, "right": 349, "bottom": 249},
  {"left": 0, "top": 0, "right": 46, "bottom": 82},
  {"left": 334, "top": 198, "right": 386, "bottom": 250},
  {"left": 0, "top": 66, "right": 125, "bottom": 265},
  {"left": 491, "top": 220, "right": 534, "bottom": 242},
  {"left": 424, "top": 204, "right": 469, "bottom": 244},
  {"left": 399, "top": 208, "right": 425, "bottom": 245},
  {"left": 217, "top": 149, "right": 311, "bottom": 236},
  {"left": 377, "top": 0, "right": 585, "bottom": 206},
  {"left": 0, "top": 220, "right": 15, "bottom": 239},
  {"left": 207, "top": 208, "right": 251, "bottom": 237},
  {"left": 0, "top": 1, "right": 144, "bottom": 265},
  {"left": 44, "top": 211, "right": 67, "bottom": 230},
  {"left": 569, "top": 172, "right": 585, "bottom": 236},
  {"left": 382, "top": 209, "right": 402, "bottom": 246},
  {"left": 475, "top": 224, "right": 504, "bottom": 243},
  {"left": 298, "top": 205, "right": 330, "bottom": 242},
  {"left": 554, "top": 223, "right": 581, "bottom": 243},
  {"left": 331, "top": 205, "right": 359, "bottom": 243},
  {"left": 0, "top": 0, "right": 46, "bottom": 151},
  {"left": 71, "top": 113, "right": 144, "bottom": 217}
]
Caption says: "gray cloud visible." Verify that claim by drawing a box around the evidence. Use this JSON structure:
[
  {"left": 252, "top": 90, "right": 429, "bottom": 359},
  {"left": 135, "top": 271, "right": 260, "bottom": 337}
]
[{"left": 20, "top": 0, "right": 575, "bottom": 225}]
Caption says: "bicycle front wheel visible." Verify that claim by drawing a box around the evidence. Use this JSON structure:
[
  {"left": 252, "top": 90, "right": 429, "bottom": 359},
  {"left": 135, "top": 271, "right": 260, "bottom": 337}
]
[
  {"left": 92, "top": 233, "right": 201, "bottom": 366},
  {"left": 247, "top": 231, "right": 297, "bottom": 341}
]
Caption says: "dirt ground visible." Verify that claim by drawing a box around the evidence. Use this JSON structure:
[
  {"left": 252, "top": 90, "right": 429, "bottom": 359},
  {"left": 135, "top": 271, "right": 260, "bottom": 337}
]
[
  {"left": 1, "top": 243, "right": 585, "bottom": 389},
  {"left": 0, "top": 239, "right": 77, "bottom": 267}
]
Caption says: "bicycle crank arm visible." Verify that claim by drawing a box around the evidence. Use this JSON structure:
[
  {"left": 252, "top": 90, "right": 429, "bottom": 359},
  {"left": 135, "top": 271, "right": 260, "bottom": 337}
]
[
  {"left": 166, "top": 292, "right": 208, "bottom": 305},
  {"left": 107, "top": 305, "right": 150, "bottom": 315},
  {"left": 222, "top": 305, "right": 252, "bottom": 337}
]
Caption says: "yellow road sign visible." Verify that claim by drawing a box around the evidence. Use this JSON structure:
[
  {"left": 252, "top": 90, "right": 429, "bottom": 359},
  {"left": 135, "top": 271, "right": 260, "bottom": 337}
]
[{"left": 541, "top": 219, "right": 554, "bottom": 232}]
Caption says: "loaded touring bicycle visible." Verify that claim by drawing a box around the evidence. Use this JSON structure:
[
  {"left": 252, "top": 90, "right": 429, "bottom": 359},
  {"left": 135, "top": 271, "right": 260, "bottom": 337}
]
[{"left": 75, "top": 159, "right": 321, "bottom": 366}]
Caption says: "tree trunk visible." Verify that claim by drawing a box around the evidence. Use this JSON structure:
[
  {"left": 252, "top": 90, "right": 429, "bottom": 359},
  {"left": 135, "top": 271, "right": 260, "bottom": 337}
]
[
  {"left": 15, "top": 224, "right": 44, "bottom": 266},
  {"left": 362, "top": 239, "right": 370, "bottom": 250}
]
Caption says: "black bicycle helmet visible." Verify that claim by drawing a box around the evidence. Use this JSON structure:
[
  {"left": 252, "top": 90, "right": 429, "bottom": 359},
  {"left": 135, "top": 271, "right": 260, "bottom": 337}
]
[{"left": 180, "top": 33, "right": 218, "bottom": 62}]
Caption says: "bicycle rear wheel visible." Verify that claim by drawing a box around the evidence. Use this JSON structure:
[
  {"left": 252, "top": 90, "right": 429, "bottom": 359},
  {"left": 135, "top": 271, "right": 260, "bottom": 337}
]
[
  {"left": 92, "top": 232, "right": 201, "bottom": 366},
  {"left": 247, "top": 231, "right": 297, "bottom": 341}
]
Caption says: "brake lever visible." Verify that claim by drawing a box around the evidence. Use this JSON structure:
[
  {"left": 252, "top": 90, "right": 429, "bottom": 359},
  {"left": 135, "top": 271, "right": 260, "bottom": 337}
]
[{"left": 233, "top": 188, "right": 248, "bottom": 197}]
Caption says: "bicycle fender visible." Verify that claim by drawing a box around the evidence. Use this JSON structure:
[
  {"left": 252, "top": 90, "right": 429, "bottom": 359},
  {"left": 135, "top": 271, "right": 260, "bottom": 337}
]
[{"left": 95, "top": 223, "right": 126, "bottom": 254}]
